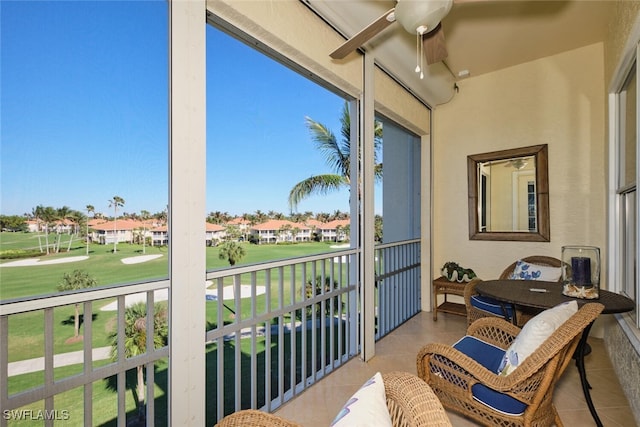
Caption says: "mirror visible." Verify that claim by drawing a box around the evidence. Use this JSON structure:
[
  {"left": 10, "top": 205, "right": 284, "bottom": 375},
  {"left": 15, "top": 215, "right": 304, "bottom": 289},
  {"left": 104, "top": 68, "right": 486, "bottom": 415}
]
[{"left": 468, "top": 144, "right": 549, "bottom": 241}]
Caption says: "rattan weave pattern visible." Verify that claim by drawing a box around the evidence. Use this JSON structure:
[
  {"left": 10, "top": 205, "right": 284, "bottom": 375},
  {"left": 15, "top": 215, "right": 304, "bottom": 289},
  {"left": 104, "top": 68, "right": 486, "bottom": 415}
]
[
  {"left": 214, "top": 371, "right": 452, "bottom": 427},
  {"left": 417, "top": 303, "right": 604, "bottom": 427}
]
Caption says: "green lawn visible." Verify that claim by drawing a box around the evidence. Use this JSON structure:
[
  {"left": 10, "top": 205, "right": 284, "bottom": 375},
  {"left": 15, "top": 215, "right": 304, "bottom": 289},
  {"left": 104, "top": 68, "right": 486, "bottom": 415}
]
[{"left": 1, "top": 232, "right": 349, "bottom": 424}]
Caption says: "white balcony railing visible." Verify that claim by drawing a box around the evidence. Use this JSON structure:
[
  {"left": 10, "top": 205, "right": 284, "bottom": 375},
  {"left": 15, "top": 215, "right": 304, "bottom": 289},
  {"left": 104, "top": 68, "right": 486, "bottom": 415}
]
[{"left": 1, "top": 240, "right": 420, "bottom": 426}]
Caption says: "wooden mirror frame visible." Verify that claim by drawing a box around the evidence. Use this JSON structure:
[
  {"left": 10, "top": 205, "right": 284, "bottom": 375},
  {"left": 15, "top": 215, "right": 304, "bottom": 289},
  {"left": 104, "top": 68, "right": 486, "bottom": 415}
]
[{"left": 468, "top": 144, "right": 550, "bottom": 242}]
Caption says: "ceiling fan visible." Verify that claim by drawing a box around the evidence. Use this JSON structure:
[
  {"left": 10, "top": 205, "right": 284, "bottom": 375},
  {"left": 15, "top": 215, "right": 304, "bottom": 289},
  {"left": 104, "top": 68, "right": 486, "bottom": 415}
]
[{"left": 330, "top": 0, "right": 482, "bottom": 73}]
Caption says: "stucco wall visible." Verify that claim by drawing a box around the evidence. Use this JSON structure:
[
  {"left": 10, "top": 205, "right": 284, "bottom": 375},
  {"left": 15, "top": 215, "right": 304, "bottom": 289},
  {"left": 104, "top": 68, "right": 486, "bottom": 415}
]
[
  {"left": 433, "top": 43, "right": 606, "bottom": 282},
  {"left": 602, "top": 2, "right": 640, "bottom": 425}
]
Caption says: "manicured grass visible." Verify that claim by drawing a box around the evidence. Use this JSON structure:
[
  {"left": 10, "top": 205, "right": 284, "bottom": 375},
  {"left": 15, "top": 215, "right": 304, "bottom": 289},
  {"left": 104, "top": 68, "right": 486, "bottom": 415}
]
[
  {"left": 1, "top": 233, "right": 345, "bottom": 360},
  {"left": 1, "top": 232, "right": 349, "bottom": 423},
  {"left": 6, "top": 359, "right": 169, "bottom": 427}
]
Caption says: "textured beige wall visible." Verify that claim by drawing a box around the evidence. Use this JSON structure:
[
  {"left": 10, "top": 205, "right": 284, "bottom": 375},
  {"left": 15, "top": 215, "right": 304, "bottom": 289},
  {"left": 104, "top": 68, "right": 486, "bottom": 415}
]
[
  {"left": 433, "top": 43, "right": 606, "bottom": 282},
  {"left": 604, "top": 0, "right": 640, "bottom": 85}
]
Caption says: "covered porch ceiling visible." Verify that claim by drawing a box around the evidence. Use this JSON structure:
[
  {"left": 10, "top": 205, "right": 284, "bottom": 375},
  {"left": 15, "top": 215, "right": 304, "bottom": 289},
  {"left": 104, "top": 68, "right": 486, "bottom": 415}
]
[{"left": 305, "top": 0, "right": 613, "bottom": 105}]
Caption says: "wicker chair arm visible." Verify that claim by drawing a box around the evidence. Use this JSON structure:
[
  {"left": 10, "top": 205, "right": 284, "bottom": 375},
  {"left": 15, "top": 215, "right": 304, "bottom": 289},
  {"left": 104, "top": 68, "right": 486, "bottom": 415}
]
[
  {"left": 214, "top": 409, "right": 303, "bottom": 427},
  {"left": 466, "top": 317, "right": 521, "bottom": 349},
  {"left": 417, "top": 342, "right": 500, "bottom": 382},
  {"left": 382, "top": 371, "right": 452, "bottom": 427}
]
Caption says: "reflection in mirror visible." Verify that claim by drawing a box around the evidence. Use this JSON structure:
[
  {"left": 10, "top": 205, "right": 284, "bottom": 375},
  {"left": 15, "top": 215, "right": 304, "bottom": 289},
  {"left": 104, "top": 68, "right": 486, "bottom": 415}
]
[
  {"left": 468, "top": 145, "right": 549, "bottom": 241},
  {"left": 478, "top": 155, "right": 536, "bottom": 232}
]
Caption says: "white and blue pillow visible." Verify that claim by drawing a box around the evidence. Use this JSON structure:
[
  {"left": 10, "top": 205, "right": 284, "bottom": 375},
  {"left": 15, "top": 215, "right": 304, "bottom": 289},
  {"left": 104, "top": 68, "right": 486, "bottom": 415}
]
[
  {"left": 330, "top": 372, "right": 392, "bottom": 427},
  {"left": 498, "top": 300, "right": 578, "bottom": 376},
  {"left": 509, "top": 260, "right": 562, "bottom": 282}
]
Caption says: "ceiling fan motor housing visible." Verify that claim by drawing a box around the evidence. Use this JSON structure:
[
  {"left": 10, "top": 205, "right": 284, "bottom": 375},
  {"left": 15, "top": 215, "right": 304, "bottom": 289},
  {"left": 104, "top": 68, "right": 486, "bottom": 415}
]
[{"left": 395, "top": 0, "right": 453, "bottom": 34}]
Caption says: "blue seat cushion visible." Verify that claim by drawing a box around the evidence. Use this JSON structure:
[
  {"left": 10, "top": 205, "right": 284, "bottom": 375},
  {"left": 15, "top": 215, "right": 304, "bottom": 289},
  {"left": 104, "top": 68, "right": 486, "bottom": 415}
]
[
  {"left": 453, "top": 336, "right": 528, "bottom": 417},
  {"left": 453, "top": 336, "right": 505, "bottom": 373},
  {"left": 471, "top": 295, "right": 514, "bottom": 320}
]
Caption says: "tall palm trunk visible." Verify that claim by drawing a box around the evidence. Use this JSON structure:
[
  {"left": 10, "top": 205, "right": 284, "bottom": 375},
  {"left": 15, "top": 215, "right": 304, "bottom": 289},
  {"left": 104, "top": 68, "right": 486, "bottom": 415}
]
[
  {"left": 74, "top": 303, "right": 81, "bottom": 337},
  {"left": 44, "top": 225, "right": 50, "bottom": 255},
  {"left": 67, "top": 232, "right": 73, "bottom": 252},
  {"left": 136, "top": 364, "right": 145, "bottom": 420}
]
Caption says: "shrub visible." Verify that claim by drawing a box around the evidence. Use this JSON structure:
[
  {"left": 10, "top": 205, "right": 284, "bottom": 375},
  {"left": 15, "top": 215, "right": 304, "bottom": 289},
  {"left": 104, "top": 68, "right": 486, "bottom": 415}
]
[{"left": 0, "top": 249, "right": 42, "bottom": 259}]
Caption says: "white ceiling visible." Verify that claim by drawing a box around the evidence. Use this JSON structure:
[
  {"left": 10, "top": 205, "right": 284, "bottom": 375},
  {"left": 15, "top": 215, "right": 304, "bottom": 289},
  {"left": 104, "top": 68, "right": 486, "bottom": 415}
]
[{"left": 305, "top": 0, "right": 613, "bottom": 104}]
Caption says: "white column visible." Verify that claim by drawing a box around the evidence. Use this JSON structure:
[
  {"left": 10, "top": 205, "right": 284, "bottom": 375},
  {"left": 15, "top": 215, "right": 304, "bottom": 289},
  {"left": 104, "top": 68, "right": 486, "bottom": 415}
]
[
  {"left": 421, "top": 133, "right": 433, "bottom": 312},
  {"left": 169, "top": 0, "right": 206, "bottom": 425},
  {"left": 361, "top": 53, "right": 376, "bottom": 361}
]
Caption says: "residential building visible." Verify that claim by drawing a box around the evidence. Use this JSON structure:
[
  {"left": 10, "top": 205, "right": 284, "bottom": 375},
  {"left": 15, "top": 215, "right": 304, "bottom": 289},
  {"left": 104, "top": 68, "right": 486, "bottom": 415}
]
[
  {"left": 205, "top": 222, "right": 226, "bottom": 245},
  {"left": 318, "top": 219, "right": 350, "bottom": 242},
  {"left": 92, "top": 219, "right": 145, "bottom": 245},
  {"left": 250, "top": 219, "right": 312, "bottom": 244}
]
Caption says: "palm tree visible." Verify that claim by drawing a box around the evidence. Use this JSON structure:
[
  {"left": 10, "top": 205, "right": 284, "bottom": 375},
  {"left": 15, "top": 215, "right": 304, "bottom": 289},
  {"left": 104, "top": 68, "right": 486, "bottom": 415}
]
[
  {"left": 110, "top": 302, "right": 168, "bottom": 423},
  {"left": 32, "top": 205, "right": 44, "bottom": 252},
  {"left": 57, "top": 270, "right": 98, "bottom": 338},
  {"left": 53, "top": 206, "right": 72, "bottom": 253},
  {"left": 86, "top": 205, "right": 95, "bottom": 255},
  {"left": 39, "top": 206, "right": 58, "bottom": 255},
  {"left": 288, "top": 102, "right": 383, "bottom": 210},
  {"left": 109, "top": 196, "right": 125, "bottom": 253},
  {"left": 140, "top": 210, "right": 150, "bottom": 254},
  {"left": 218, "top": 241, "right": 246, "bottom": 266},
  {"left": 66, "top": 209, "right": 84, "bottom": 252}
]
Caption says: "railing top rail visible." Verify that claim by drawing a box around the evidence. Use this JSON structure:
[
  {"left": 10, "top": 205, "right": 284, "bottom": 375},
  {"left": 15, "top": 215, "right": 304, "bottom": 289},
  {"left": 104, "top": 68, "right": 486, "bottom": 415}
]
[
  {"left": 206, "top": 248, "right": 359, "bottom": 278},
  {"left": 374, "top": 238, "right": 421, "bottom": 250},
  {"left": 0, "top": 279, "right": 170, "bottom": 316}
]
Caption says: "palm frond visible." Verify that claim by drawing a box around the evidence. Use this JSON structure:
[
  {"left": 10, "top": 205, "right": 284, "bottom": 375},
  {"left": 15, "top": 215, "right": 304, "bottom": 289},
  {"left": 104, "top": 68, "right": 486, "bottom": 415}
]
[
  {"left": 288, "top": 174, "right": 348, "bottom": 209},
  {"left": 305, "top": 117, "right": 349, "bottom": 177}
]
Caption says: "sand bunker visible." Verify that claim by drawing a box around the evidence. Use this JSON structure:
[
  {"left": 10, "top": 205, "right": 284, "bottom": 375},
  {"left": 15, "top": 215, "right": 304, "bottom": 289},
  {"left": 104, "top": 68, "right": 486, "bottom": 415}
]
[
  {"left": 205, "top": 284, "right": 266, "bottom": 301},
  {"left": 121, "top": 254, "right": 163, "bottom": 264},
  {"left": 0, "top": 255, "right": 89, "bottom": 267},
  {"left": 101, "top": 281, "right": 266, "bottom": 310}
]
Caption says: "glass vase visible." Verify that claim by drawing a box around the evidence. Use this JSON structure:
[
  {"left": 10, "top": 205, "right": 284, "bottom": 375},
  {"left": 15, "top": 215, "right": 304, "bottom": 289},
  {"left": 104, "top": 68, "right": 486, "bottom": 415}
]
[{"left": 561, "top": 245, "right": 600, "bottom": 299}]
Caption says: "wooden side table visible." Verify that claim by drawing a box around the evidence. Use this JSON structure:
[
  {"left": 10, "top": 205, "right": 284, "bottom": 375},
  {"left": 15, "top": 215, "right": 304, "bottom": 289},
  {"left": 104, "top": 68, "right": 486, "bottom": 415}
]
[{"left": 432, "top": 276, "right": 467, "bottom": 320}]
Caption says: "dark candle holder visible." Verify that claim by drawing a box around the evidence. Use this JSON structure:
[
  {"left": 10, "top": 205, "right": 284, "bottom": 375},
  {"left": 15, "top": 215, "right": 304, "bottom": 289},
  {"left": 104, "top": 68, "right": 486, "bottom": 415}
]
[{"left": 561, "top": 245, "right": 600, "bottom": 299}]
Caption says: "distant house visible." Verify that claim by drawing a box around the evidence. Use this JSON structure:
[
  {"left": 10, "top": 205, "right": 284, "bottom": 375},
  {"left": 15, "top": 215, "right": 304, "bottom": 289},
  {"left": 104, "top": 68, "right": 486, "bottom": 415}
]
[
  {"left": 206, "top": 222, "right": 225, "bottom": 246},
  {"left": 303, "top": 218, "right": 323, "bottom": 240},
  {"left": 149, "top": 222, "right": 224, "bottom": 247},
  {"left": 318, "top": 219, "right": 350, "bottom": 242},
  {"left": 150, "top": 225, "right": 168, "bottom": 246},
  {"left": 227, "top": 217, "right": 251, "bottom": 231},
  {"left": 88, "top": 218, "right": 108, "bottom": 228},
  {"left": 92, "top": 219, "right": 145, "bottom": 245},
  {"left": 250, "top": 219, "right": 311, "bottom": 244},
  {"left": 26, "top": 220, "right": 40, "bottom": 233}
]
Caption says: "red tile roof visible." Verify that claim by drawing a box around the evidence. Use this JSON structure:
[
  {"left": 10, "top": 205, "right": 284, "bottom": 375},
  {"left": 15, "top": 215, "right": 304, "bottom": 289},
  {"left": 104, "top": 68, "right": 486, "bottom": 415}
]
[
  {"left": 206, "top": 222, "right": 225, "bottom": 231},
  {"left": 251, "top": 219, "right": 310, "bottom": 231},
  {"left": 92, "top": 219, "right": 145, "bottom": 231}
]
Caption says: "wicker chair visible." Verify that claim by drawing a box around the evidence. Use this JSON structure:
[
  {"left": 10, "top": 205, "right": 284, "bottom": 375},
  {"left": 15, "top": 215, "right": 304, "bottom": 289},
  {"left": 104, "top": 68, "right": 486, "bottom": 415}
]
[
  {"left": 417, "top": 302, "right": 604, "bottom": 427},
  {"left": 464, "top": 256, "right": 562, "bottom": 326},
  {"left": 214, "top": 371, "right": 452, "bottom": 427}
]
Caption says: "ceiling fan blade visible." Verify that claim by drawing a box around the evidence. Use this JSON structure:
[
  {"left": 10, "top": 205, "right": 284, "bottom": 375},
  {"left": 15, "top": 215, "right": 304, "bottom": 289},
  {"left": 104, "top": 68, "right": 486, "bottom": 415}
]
[
  {"left": 423, "top": 23, "right": 448, "bottom": 65},
  {"left": 330, "top": 8, "right": 396, "bottom": 60}
]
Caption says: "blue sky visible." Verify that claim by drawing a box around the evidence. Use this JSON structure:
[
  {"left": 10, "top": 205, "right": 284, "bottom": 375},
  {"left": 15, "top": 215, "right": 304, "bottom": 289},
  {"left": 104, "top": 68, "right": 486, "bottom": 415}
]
[{"left": 1, "top": 1, "right": 368, "bottom": 218}]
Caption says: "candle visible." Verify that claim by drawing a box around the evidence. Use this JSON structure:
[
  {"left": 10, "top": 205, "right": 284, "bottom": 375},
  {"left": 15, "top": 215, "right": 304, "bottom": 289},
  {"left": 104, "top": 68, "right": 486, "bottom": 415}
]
[{"left": 571, "top": 257, "right": 591, "bottom": 286}]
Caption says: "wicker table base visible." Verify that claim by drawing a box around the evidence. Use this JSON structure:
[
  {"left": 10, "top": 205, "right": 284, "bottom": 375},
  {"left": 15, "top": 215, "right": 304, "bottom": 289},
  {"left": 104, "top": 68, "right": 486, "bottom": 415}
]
[{"left": 432, "top": 276, "right": 467, "bottom": 320}]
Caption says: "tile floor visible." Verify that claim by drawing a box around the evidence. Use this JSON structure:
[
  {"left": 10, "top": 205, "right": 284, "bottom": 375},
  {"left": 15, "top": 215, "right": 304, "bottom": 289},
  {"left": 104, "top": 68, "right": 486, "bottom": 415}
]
[{"left": 275, "top": 311, "right": 637, "bottom": 426}]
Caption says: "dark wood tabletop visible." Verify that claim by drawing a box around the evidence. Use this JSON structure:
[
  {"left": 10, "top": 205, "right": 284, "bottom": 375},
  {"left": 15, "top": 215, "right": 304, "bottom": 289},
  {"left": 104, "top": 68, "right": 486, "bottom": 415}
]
[{"left": 475, "top": 279, "right": 634, "bottom": 315}]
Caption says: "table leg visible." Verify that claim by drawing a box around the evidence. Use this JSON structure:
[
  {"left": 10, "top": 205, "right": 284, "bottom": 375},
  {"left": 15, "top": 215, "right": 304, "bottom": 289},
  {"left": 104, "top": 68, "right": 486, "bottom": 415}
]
[
  {"left": 575, "top": 321, "right": 602, "bottom": 427},
  {"left": 498, "top": 302, "right": 517, "bottom": 325}
]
